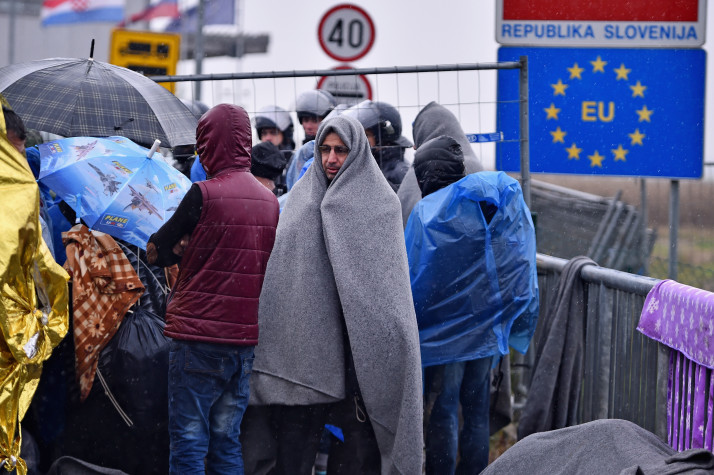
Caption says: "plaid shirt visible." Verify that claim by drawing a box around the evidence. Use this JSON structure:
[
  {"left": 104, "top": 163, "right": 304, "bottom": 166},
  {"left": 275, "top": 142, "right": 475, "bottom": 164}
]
[{"left": 63, "top": 225, "right": 144, "bottom": 401}]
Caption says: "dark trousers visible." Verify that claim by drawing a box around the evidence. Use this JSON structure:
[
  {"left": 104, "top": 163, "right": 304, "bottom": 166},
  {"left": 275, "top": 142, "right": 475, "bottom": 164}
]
[
  {"left": 241, "top": 399, "right": 381, "bottom": 475},
  {"left": 424, "top": 358, "right": 491, "bottom": 475},
  {"left": 327, "top": 397, "right": 380, "bottom": 475},
  {"left": 273, "top": 404, "right": 332, "bottom": 475}
]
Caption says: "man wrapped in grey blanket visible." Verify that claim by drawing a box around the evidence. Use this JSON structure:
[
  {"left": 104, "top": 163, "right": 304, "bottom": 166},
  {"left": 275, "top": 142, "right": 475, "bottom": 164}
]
[
  {"left": 249, "top": 114, "right": 423, "bottom": 475},
  {"left": 483, "top": 419, "right": 714, "bottom": 475}
]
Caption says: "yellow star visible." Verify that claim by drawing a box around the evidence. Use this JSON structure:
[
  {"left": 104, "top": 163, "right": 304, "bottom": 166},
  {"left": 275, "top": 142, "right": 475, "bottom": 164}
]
[
  {"left": 630, "top": 81, "right": 647, "bottom": 98},
  {"left": 544, "top": 103, "right": 561, "bottom": 120},
  {"left": 588, "top": 150, "right": 605, "bottom": 167},
  {"left": 567, "top": 63, "right": 584, "bottom": 80},
  {"left": 566, "top": 143, "right": 581, "bottom": 159},
  {"left": 550, "top": 127, "right": 566, "bottom": 143},
  {"left": 551, "top": 79, "right": 568, "bottom": 96},
  {"left": 629, "top": 129, "right": 645, "bottom": 146},
  {"left": 591, "top": 56, "right": 607, "bottom": 73},
  {"left": 612, "top": 145, "right": 628, "bottom": 161},
  {"left": 614, "top": 63, "right": 631, "bottom": 80},
  {"left": 636, "top": 105, "right": 654, "bottom": 122}
]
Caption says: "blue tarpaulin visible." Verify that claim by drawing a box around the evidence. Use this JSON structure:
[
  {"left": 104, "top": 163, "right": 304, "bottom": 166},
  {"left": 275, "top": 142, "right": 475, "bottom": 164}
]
[{"left": 405, "top": 171, "right": 539, "bottom": 367}]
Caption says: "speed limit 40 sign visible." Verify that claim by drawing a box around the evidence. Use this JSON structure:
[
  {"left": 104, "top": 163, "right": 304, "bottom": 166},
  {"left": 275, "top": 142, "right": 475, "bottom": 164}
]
[{"left": 318, "top": 4, "right": 375, "bottom": 62}]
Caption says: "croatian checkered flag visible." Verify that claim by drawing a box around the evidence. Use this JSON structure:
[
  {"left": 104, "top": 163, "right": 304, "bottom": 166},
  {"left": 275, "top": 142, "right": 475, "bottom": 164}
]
[{"left": 41, "top": 0, "right": 124, "bottom": 26}]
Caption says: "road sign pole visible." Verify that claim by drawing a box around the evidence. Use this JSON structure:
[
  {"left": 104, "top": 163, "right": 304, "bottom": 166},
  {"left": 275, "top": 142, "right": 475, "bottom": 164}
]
[
  {"left": 669, "top": 180, "right": 679, "bottom": 280},
  {"left": 194, "top": 0, "right": 205, "bottom": 101},
  {"left": 519, "top": 55, "right": 530, "bottom": 207},
  {"left": 640, "top": 179, "right": 649, "bottom": 275},
  {"left": 8, "top": 0, "right": 16, "bottom": 64}
]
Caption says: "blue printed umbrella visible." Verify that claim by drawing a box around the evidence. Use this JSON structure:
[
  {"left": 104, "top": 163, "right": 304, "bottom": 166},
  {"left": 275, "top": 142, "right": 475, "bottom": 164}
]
[{"left": 38, "top": 136, "right": 191, "bottom": 249}]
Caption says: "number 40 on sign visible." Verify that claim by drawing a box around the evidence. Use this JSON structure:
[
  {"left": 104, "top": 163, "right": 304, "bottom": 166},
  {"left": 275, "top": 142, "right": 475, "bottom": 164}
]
[{"left": 318, "top": 4, "right": 375, "bottom": 62}]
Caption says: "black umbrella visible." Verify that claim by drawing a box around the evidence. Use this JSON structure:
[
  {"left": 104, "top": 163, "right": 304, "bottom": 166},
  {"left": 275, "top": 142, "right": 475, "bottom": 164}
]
[{"left": 0, "top": 55, "right": 197, "bottom": 148}]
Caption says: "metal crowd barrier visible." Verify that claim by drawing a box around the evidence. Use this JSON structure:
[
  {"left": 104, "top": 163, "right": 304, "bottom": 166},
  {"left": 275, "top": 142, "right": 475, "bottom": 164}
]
[{"left": 517, "top": 253, "right": 668, "bottom": 439}]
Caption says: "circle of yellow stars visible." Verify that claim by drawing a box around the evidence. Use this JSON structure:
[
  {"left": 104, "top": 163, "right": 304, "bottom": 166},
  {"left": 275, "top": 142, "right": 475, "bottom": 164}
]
[{"left": 542, "top": 56, "right": 652, "bottom": 168}]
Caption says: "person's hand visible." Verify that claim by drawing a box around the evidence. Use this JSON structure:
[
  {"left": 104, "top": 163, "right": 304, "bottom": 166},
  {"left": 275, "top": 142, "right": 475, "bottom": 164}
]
[
  {"left": 146, "top": 242, "right": 158, "bottom": 264},
  {"left": 173, "top": 234, "right": 190, "bottom": 257}
]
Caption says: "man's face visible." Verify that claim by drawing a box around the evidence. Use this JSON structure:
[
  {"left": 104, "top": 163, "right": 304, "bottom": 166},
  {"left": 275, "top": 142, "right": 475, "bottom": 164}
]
[
  {"left": 7, "top": 129, "right": 26, "bottom": 155},
  {"left": 260, "top": 127, "right": 283, "bottom": 147},
  {"left": 320, "top": 132, "right": 349, "bottom": 182},
  {"left": 301, "top": 116, "right": 320, "bottom": 137},
  {"left": 365, "top": 129, "right": 377, "bottom": 147}
]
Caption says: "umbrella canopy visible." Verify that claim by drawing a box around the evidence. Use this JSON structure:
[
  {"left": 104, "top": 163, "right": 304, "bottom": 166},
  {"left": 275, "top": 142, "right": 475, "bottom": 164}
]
[
  {"left": 0, "top": 58, "right": 197, "bottom": 148},
  {"left": 38, "top": 136, "right": 192, "bottom": 249}
]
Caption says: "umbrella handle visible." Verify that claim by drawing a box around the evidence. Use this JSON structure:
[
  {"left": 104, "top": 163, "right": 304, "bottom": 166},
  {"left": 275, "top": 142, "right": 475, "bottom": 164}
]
[
  {"left": 147, "top": 139, "right": 161, "bottom": 158},
  {"left": 74, "top": 194, "right": 82, "bottom": 224}
]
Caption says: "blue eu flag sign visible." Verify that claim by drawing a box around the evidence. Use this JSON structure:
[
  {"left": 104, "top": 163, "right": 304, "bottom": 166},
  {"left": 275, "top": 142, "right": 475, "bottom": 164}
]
[{"left": 497, "top": 47, "right": 705, "bottom": 178}]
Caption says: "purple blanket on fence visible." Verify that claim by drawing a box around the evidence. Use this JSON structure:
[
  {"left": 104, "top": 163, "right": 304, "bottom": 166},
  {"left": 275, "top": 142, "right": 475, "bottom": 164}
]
[
  {"left": 637, "top": 279, "right": 714, "bottom": 451},
  {"left": 637, "top": 280, "right": 714, "bottom": 369}
]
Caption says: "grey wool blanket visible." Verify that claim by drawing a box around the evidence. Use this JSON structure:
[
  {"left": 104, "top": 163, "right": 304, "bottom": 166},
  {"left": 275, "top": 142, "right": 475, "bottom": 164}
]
[
  {"left": 250, "top": 114, "right": 424, "bottom": 475},
  {"left": 397, "top": 101, "right": 483, "bottom": 226},
  {"left": 517, "top": 256, "right": 596, "bottom": 439},
  {"left": 483, "top": 419, "right": 714, "bottom": 475}
]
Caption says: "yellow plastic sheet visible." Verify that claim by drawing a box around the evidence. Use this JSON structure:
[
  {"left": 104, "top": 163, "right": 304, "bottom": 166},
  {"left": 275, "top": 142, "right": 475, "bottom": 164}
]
[{"left": 0, "top": 97, "right": 69, "bottom": 474}]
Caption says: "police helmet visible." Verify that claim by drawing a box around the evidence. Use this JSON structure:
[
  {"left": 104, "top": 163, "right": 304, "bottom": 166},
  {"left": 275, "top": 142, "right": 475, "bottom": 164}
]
[
  {"left": 180, "top": 99, "right": 210, "bottom": 120},
  {"left": 254, "top": 105, "right": 295, "bottom": 150},
  {"left": 296, "top": 90, "right": 337, "bottom": 123},
  {"left": 342, "top": 100, "right": 412, "bottom": 147}
]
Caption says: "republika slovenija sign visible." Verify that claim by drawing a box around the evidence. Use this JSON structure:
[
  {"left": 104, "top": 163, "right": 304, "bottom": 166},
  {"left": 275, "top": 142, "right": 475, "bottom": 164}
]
[{"left": 496, "top": 0, "right": 706, "bottom": 47}]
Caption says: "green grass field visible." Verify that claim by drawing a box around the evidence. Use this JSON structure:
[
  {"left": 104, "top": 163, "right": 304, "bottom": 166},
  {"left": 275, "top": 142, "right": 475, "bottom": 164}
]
[{"left": 648, "top": 225, "right": 714, "bottom": 291}]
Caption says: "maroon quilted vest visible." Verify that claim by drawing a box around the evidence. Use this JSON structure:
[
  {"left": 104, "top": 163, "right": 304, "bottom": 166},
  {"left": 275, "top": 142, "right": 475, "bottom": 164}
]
[{"left": 164, "top": 104, "right": 279, "bottom": 345}]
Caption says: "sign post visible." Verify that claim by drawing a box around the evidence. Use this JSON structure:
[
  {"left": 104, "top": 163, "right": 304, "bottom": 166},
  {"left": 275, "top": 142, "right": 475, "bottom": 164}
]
[
  {"left": 317, "top": 66, "right": 373, "bottom": 106},
  {"left": 316, "top": 4, "right": 375, "bottom": 105},
  {"left": 318, "top": 4, "right": 375, "bottom": 62},
  {"left": 110, "top": 29, "right": 180, "bottom": 94}
]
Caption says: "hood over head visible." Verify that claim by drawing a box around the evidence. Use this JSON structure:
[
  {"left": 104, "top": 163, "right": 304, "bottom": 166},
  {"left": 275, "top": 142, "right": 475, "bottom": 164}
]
[
  {"left": 397, "top": 101, "right": 483, "bottom": 226},
  {"left": 413, "top": 135, "right": 465, "bottom": 197},
  {"left": 412, "top": 101, "right": 479, "bottom": 167},
  {"left": 313, "top": 113, "right": 373, "bottom": 185},
  {"left": 196, "top": 104, "right": 251, "bottom": 176}
]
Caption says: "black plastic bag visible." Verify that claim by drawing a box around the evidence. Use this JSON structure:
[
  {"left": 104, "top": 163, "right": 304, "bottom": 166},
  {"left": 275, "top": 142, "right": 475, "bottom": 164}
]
[{"left": 26, "top": 241, "right": 171, "bottom": 474}]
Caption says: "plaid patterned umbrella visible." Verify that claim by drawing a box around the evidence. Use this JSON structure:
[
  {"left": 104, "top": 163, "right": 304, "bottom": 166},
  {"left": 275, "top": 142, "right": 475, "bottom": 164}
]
[{"left": 0, "top": 58, "right": 197, "bottom": 148}]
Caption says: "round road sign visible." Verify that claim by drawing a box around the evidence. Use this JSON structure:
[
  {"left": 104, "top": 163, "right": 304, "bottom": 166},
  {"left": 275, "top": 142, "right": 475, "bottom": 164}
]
[
  {"left": 318, "top": 4, "right": 375, "bottom": 62},
  {"left": 317, "top": 66, "right": 373, "bottom": 106}
]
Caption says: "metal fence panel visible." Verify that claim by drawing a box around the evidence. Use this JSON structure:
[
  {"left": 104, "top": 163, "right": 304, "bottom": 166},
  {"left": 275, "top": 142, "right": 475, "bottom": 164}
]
[{"left": 532, "top": 254, "right": 667, "bottom": 438}]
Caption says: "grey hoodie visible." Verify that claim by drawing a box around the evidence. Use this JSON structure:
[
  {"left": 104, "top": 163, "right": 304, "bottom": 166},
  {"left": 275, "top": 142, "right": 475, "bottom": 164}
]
[{"left": 397, "top": 101, "right": 483, "bottom": 226}]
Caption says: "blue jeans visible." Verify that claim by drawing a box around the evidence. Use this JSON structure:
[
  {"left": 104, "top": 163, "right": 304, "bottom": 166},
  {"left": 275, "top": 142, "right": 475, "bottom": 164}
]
[
  {"left": 168, "top": 339, "right": 254, "bottom": 475},
  {"left": 425, "top": 357, "right": 491, "bottom": 475}
]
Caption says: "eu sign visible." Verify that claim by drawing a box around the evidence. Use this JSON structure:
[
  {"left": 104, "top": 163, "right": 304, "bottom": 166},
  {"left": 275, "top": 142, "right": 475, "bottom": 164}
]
[{"left": 496, "top": 47, "right": 705, "bottom": 178}]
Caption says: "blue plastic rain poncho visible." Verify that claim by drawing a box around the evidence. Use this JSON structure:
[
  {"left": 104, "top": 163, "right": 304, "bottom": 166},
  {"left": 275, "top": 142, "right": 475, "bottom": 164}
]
[
  {"left": 405, "top": 171, "right": 539, "bottom": 367},
  {"left": 190, "top": 155, "right": 207, "bottom": 182},
  {"left": 285, "top": 140, "right": 314, "bottom": 190},
  {"left": 277, "top": 157, "right": 314, "bottom": 213}
]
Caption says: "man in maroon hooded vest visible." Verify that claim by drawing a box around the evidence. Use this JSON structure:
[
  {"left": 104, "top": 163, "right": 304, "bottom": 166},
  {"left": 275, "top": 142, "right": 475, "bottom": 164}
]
[{"left": 147, "top": 104, "right": 279, "bottom": 474}]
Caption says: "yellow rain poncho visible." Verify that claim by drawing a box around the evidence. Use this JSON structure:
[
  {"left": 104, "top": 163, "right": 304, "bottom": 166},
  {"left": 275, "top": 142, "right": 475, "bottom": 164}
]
[{"left": 0, "top": 97, "right": 69, "bottom": 474}]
